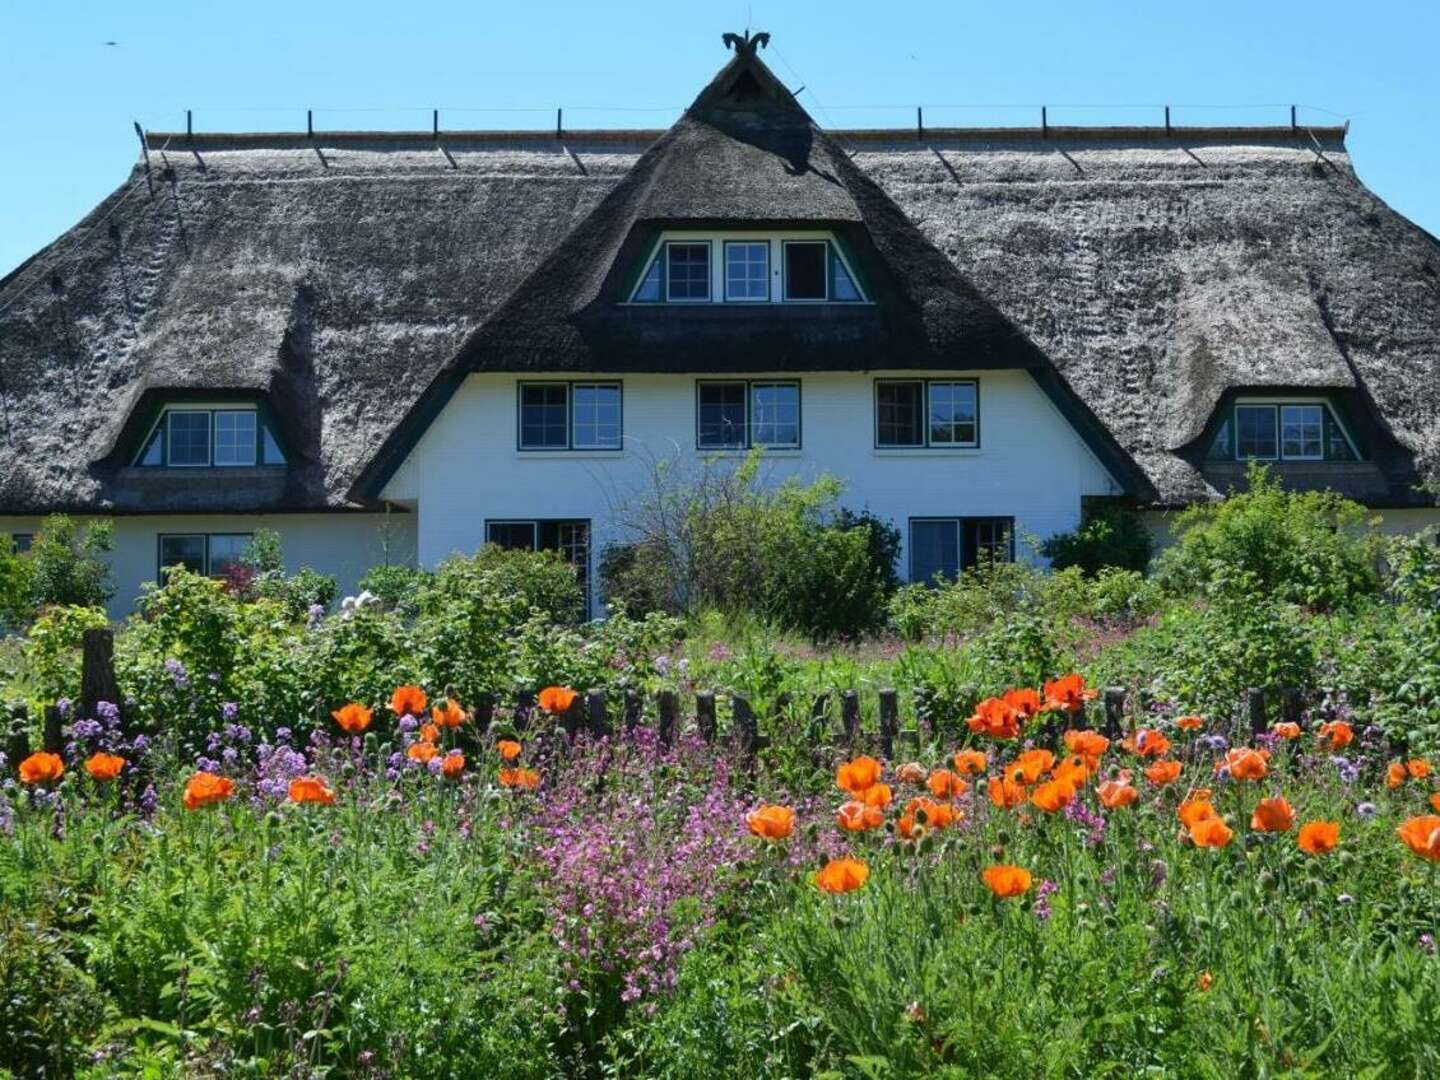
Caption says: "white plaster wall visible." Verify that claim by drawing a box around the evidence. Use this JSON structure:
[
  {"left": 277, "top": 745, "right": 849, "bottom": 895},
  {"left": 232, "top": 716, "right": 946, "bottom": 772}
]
[
  {"left": 386, "top": 370, "right": 1122, "bottom": 614},
  {"left": 0, "top": 513, "right": 416, "bottom": 620}
]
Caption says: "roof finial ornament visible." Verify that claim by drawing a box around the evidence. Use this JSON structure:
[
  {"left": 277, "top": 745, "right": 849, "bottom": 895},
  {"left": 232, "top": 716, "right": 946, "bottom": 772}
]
[{"left": 722, "top": 29, "right": 770, "bottom": 57}]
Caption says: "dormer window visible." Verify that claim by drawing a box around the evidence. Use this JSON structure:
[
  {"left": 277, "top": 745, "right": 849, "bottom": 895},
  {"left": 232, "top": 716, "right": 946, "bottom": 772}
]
[
  {"left": 135, "top": 406, "right": 287, "bottom": 468},
  {"left": 1208, "top": 399, "right": 1358, "bottom": 462},
  {"left": 629, "top": 231, "right": 866, "bottom": 304}
]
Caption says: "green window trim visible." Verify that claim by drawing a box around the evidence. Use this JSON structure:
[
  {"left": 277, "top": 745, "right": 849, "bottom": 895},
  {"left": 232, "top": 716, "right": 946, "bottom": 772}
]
[{"left": 135, "top": 406, "right": 288, "bottom": 469}]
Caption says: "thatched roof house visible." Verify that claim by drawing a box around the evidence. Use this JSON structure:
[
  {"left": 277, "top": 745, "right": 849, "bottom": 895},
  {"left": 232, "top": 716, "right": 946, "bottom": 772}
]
[{"left": 2, "top": 33, "right": 1437, "bottom": 611}]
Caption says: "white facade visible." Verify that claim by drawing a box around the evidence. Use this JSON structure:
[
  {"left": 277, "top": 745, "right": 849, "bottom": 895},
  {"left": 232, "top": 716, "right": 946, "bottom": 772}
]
[
  {"left": 0, "top": 513, "right": 416, "bottom": 621},
  {"left": 383, "top": 369, "right": 1123, "bottom": 615}
]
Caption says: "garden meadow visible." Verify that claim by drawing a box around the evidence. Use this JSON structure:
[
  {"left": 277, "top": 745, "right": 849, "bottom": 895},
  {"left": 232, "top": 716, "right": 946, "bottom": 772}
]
[{"left": 3, "top": 466, "right": 1440, "bottom": 1077}]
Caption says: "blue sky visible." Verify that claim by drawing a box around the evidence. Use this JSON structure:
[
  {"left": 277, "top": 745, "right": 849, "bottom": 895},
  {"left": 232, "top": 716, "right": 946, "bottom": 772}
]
[{"left": 4, "top": 0, "right": 1439, "bottom": 276}]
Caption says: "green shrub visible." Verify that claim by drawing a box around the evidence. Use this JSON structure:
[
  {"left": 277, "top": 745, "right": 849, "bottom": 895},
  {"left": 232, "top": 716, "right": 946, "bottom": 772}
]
[
  {"left": 1040, "top": 504, "right": 1154, "bottom": 576},
  {"left": 467, "top": 544, "right": 586, "bottom": 625},
  {"left": 0, "top": 533, "right": 32, "bottom": 631},
  {"left": 1153, "top": 463, "right": 1380, "bottom": 610},
  {"left": 358, "top": 563, "right": 430, "bottom": 612},
  {"left": 27, "top": 515, "right": 114, "bottom": 610},
  {"left": 599, "top": 540, "right": 675, "bottom": 617},
  {"left": 20, "top": 603, "right": 110, "bottom": 705}
]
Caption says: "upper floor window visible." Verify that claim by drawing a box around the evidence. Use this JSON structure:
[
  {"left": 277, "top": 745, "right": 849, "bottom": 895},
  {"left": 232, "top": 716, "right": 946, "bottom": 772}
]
[
  {"left": 630, "top": 232, "right": 866, "bottom": 305},
  {"left": 696, "top": 380, "right": 800, "bottom": 450},
  {"left": 135, "top": 407, "right": 286, "bottom": 468},
  {"left": 1210, "top": 401, "right": 1358, "bottom": 462},
  {"left": 875, "top": 379, "right": 978, "bottom": 448},
  {"left": 518, "top": 382, "right": 622, "bottom": 451}
]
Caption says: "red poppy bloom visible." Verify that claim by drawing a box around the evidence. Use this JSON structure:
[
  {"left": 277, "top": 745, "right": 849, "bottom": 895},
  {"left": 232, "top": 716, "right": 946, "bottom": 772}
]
[
  {"left": 1297, "top": 820, "right": 1339, "bottom": 855},
  {"left": 18, "top": 751, "right": 65, "bottom": 785},
  {"left": 1251, "top": 797, "right": 1295, "bottom": 833},
  {"left": 1030, "top": 777, "right": 1076, "bottom": 813},
  {"left": 84, "top": 752, "right": 125, "bottom": 782},
  {"left": 183, "top": 771, "right": 234, "bottom": 810},
  {"left": 1189, "top": 816, "right": 1234, "bottom": 848},
  {"left": 332, "top": 703, "right": 373, "bottom": 734},
  {"left": 1271, "top": 722, "right": 1302, "bottom": 740},
  {"left": 1009, "top": 749, "right": 1056, "bottom": 785},
  {"left": 1144, "top": 759, "right": 1183, "bottom": 786},
  {"left": 440, "top": 751, "right": 466, "bottom": 779},
  {"left": 1216, "top": 748, "right": 1270, "bottom": 781},
  {"left": 1042, "top": 673, "right": 1098, "bottom": 714},
  {"left": 966, "top": 697, "right": 1023, "bottom": 739},
  {"left": 836, "top": 800, "right": 884, "bottom": 832},
  {"left": 1176, "top": 715, "right": 1204, "bottom": 731},
  {"left": 987, "top": 775, "right": 1027, "bottom": 809},
  {"left": 982, "top": 864, "right": 1033, "bottom": 897},
  {"left": 1123, "top": 729, "right": 1172, "bottom": 758},
  {"left": 952, "top": 749, "right": 988, "bottom": 776},
  {"left": 1002, "top": 687, "right": 1043, "bottom": 719},
  {"left": 836, "top": 755, "right": 883, "bottom": 795},
  {"left": 537, "top": 686, "right": 579, "bottom": 714},
  {"left": 288, "top": 776, "right": 336, "bottom": 805},
  {"left": 497, "top": 739, "right": 523, "bottom": 761},
  {"left": 926, "top": 769, "right": 967, "bottom": 799},
  {"left": 814, "top": 857, "right": 869, "bottom": 894},
  {"left": 1317, "top": 721, "right": 1353, "bottom": 750},
  {"left": 1396, "top": 815, "right": 1440, "bottom": 861},
  {"left": 499, "top": 767, "right": 541, "bottom": 790},
  {"left": 432, "top": 698, "right": 466, "bottom": 729},
  {"left": 1097, "top": 779, "right": 1138, "bottom": 809},
  {"left": 407, "top": 742, "right": 438, "bottom": 764},
  {"left": 389, "top": 685, "right": 428, "bottom": 717},
  {"left": 746, "top": 804, "right": 796, "bottom": 840}
]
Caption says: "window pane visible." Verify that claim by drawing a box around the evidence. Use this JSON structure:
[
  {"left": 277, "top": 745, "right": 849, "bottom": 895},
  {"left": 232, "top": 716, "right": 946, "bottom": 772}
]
[
  {"left": 750, "top": 383, "right": 799, "bottom": 447},
  {"left": 784, "top": 242, "right": 826, "bottom": 300},
  {"left": 877, "top": 381, "right": 924, "bottom": 446},
  {"left": 540, "top": 520, "right": 590, "bottom": 614},
  {"left": 1207, "top": 419, "right": 1232, "bottom": 461},
  {"left": 138, "top": 425, "right": 164, "bottom": 466},
  {"left": 634, "top": 252, "right": 663, "bottom": 302},
  {"left": 572, "top": 384, "right": 622, "bottom": 449},
  {"left": 928, "top": 382, "right": 978, "bottom": 445},
  {"left": 168, "top": 412, "right": 210, "bottom": 466},
  {"left": 11, "top": 533, "right": 33, "bottom": 554},
  {"left": 1324, "top": 410, "right": 1356, "bottom": 461},
  {"left": 261, "top": 425, "right": 286, "bottom": 465},
  {"left": 830, "top": 249, "right": 861, "bottom": 301},
  {"left": 519, "top": 384, "right": 570, "bottom": 448},
  {"left": 1235, "top": 406, "right": 1277, "bottom": 459},
  {"left": 667, "top": 243, "right": 710, "bottom": 300},
  {"left": 1281, "top": 405, "right": 1323, "bottom": 459},
  {"left": 724, "top": 242, "right": 769, "bottom": 301},
  {"left": 698, "top": 382, "right": 747, "bottom": 448},
  {"left": 911, "top": 520, "right": 960, "bottom": 585},
  {"left": 963, "top": 518, "right": 1013, "bottom": 570},
  {"left": 159, "top": 535, "right": 207, "bottom": 577},
  {"left": 208, "top": 534, "right": 252, "bottom": 577},
  {"left": 487, "top": 522, "right": 538, "bottom": 550},
  {"left": 214, "top": 411, "right": 257, "bottom": 466}
]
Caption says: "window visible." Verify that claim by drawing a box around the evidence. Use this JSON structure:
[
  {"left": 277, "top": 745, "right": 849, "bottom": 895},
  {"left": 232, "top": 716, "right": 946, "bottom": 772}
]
[
  {"left": 158, "top": 533, "right": 253, "bottom": 580},
  {"left": 909, "top": 517, "right": 1013, "bottom": 584},
  {"left": 876, "top": 380, "right": 979, "bottom": 448},
  {"left": 10, "top": 533, "right": 33, "bottom": 554},
  {"left": 135, "top": 407, "right": 286, "bottom": 468},
  {"left": 725, "top": 241, "right": 769, "bottom": 301},
  {"left": 628, "top": 233, "right": 866, "bottom": 304},
  {"left": 486, "top": 519, "right": 591, "bottom": 612},
  {"left": 518, "top": 382, "right": 623, "bottom": 451},
  {"left": 1230, "top": 401, "right": 1358, "bottom": 462},
  {"left": 697, "top": 381, "right": 800, "bottom": 450}
]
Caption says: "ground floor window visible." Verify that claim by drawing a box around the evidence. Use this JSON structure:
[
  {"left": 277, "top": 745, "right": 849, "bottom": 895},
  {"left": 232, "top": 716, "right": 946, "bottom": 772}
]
[
  {"left": 485, "top": 519, "right": 591, "bottom": 612},
  {"left": 9, "top": 533, "right": 32, "bottom": 554},
  {"left": 158, "top": 533, "right": 252, "bottom": 580},
  {"left": 909, "top": 517, "right": 1014, "bottom": 584}
]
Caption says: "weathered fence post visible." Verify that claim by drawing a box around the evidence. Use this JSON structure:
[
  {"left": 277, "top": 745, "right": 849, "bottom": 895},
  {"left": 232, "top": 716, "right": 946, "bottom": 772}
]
[
  {"left": 514, "top": 687, "right": 535, "bottom": 733},
  {"left": 841, "top": 690, "right": 860, "bottom": 747},
  {"left": 473, "top": 692, "right": 495, "bottom": 731},
  {"left": 43, "top": 706, "right": 64, "bottom": 755},
  {"left": 878, "top": 689, "right": 898, "bottom": 760},
  {"left": 1280, "top": 687, "right": 1304, "bottom": 728},
  {"left": 1102, "top": 687, "right": 1126, "bottom": 740},
  {"left": 623, "top": 690, "right": 642, "bottom": 733},
  {"left": 80, "top": 627, "right": 121, "bottom": 728},
  {"left": 657, "top": 691, "right": 678, "bottom": 747},
  {"left": 733, "top": 694, "right": 757, "bottom": 758},
  {"left": 1247, "top": 688, "right": 1268, "bottom": 737},
  {"left": 695, "top": 691, "right": 717, "bottom": 743},
  {"left": 7, "top": 703, "right": 30, "bottom": 770},
  {"left": 586, "top": 690, "right": 609, "bottom": 736}
]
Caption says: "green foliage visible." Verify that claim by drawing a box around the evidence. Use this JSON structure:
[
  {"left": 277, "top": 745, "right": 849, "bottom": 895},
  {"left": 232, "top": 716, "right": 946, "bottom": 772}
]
[
  {"left": 27, "top": 515, "right": 114, "bottom": 610},
  {"left": 599, "top": 540, "right": 674, "bottom": 618},
  {"left": 467, "top": 544, "right": 586, "bottom": 626},
  {"left": 242, "top": 529, "right": 285, "bottom": 575},
  {"left": 1040, "top": 504, "right": 1155, "bottom": 576},
  {"left": 1154, "top": 463, "right": 1381, "bottom": 610},
  {"left": 357, "top": 563, "right": 429, "bottom": 612},
  {"left": 20, "top": 603, "right": 110, "bottom": 705},
  {"left": 0, "top": 533, "right": 33, "bottom": 632},
  {"left": 254, "top": 565, "right": 338, "bottom": 620}
]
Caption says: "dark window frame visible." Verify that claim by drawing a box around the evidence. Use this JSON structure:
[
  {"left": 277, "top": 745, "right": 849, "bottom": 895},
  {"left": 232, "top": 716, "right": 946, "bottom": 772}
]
[
  {"left": 157, "top": 531, "right": 254, "bottom": 581},
  {"left": 628, "top": 236, "right": 868, "bottom": 305},
  {"left": 516, "top": 381, "right": 624, "bottom": 452},
  {"left": 874, "top": 379, "right": 981, "bottom": 449},
  {"left": 664, "top": 240, "right": 712, "bottom": 303},
  {"left": 694, "top": 379, "right": 803, "bottom": 451},
  {"left": 135, "top": 407, "right": 286, "bottom": 469},
  {"left": 10, "top": 533, "right": 33, "bottom": 554},
  {"left": 907, "top": 516, "right": 1015, "bottom": 585},
  {"left": 485, "top": 517, "right": 592, "bottom": 614},
  {"left": 782, "top": 239, "right": 829, "bottom": 302},
  {"left": 1231, "top": 400, "right": 1358, "bottom": 462}
]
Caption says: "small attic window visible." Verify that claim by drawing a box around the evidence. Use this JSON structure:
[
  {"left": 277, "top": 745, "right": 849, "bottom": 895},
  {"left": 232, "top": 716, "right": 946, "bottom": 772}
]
[
  {"left": 134, "top": 406, "right": 288, "bottom": 469},
  {"left": 628, "top": 232, "right": 867, "bottom": 305},
  {"left": 1209, "top": 399, "right": 1360, "bottom": 462}
]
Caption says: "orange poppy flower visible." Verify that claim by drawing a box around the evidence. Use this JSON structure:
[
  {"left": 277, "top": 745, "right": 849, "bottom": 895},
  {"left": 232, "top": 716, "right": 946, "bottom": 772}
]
[
  {"left": 1251, "top": 797, "right": 1295, "bottom": 832},
  {"left": 895, "top": 761, "right": 928, "bottom": 785},
  {"left": 1176, "top": 715, "right": 1205, "bottom": 731},
  {"left": 905, "top": 796, "right": 959, "bottom": 830},
  {"left": 987, "top": 775, "right": 1027, "bottom": 809},
  {"left": 1189, "top": 816, "right": 1234, "bottom": 848},
  {"left": 746, "top": 804, "right": 796, "bottom": 840},
  {"left": 1397, "top": 815, "right": 1440, "bottom": 861},
  {"left": 1198, "top": 971, "right": 1214, "bottom": 993},
  {"left": 1063, "top": 729, "right": 1109, "bottom": 763},
  {"left": 1216, "top": 748, "right": 1270, "bottom": 782},
  {"left": 1297, "top": 820, "right": 1339, "bottom": 855},
  {"left": 432, "top": 698, "right": 466, "bottom": 729},
  {"left": 1098, "top": 779, "right": 1139, "bottom": 809},
  {"left": 498, "top": 766, "right": 541, "bottom": 790},
  {"left": 18, "top": 751, "right": 65, "bottom": 785},
  {"left": 407, "top": 742, "right": 438, "bottom": 764},
  {"left": 1042, "top": 673, "right": 1098, "bottom": 714},
  {"left": 440, "top": 751, "right": 466, "bottom": 779},
  {"left": 288, "top": 776, "right": 336, "bottom": 805},
  {"left": 419, "top": 722, "right": 441, "bottom": 745},
  {"left": 966, "top": 697, "right": 1023, "bottom": 740},
  {"left": 836, "top": 755, "right": 883, "bottom": 795},
  {"left": 1178, "top": 797, "right": 1218, "bottom": 829},
  {"left": 1003, "top": 687, "right": 1043, "bottom": 719},
  {"left": 332, "top": 702, "right": 373, "bottom": 734},
  {"left": 1430, "top": 793, "right": 1440, "bottom": 814},
  {"left": 1145, "top": 759, "right": 1183, "bottom": 786},
  {"left": 1009, "top": 749, "right": 1056, "bottom": 785},
  {"left": 389, "top": 685, "right": 429, "bottom": 717},
  {"left": 836, "top": 800, "right": 884, "bottom": 831},
  {"left": 858, "top": 783, "right": 893, "bottom": 809},
  {"left": 497, "top": 739, "right": 523, "bottom": 761},
  {"left": 183, "top": 771, "right": 234, "bottom": 810},
  {"left": 982, "top": 864, "right": 1033, "bottom": 898},
  {"left": 927, "top": 769, "right": 967, "bottom": 799},
  {"left": 1407, "top": 759, "right": 1432, "bottom": 780},
  {"left": 538, "top": 686, "right": 579, "bottom": 714},
  {"left": 814, "top": 857, "right": 870, "bottom": 894},
  {"left": 952, "top": 748, "right": 988, "bottom": 776},
  {"left": 1030, "top": 778, "right": 1076, "bottom": 813},
  {"left": 1271, "top": 722, "right": 1302, "bottom": 740},
  {"left": 84, "top": 752, "right": 125, "bottom": 782},
  {"left": 1051, "top": 754, "right": 1093, "bottom": 788},
  {"left": 1123, "top": 729, "right": 1172, "bottom": 758},
  {"left": 1387, "top": 761, "right": 1409, "bottom": 790},
  {"left": 1316, "top": 721, "right": 1353, "bottom": 750}
]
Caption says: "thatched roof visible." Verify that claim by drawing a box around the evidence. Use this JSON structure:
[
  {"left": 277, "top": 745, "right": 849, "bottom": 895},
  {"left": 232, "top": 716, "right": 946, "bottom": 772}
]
[{"left": 2, "top": 43, "right": 1437, "bottom": 513}]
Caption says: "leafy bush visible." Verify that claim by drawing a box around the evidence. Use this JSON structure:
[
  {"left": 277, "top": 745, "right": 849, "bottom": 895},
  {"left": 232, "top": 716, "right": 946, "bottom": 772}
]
[
  {"left": 358, "top": 563, "right": 430, "bottom": 612},
  {"left": 1040, "top": 504, "right": 1154, "bottom": 576},
  {"left": 1154, "top": 463, "right": 1380, "bottom": 610},
  {"left": 0, "top": 534, "right": 32, "bottom": 631},
  {"left": 27, "top": 515, "right": 114, "bottom": 610},
  {"left": 20, "top": 603, "right": 110, "bottom": 705},
  {"left": 599, "top": 540, "right": 674, "bottom": 617}
]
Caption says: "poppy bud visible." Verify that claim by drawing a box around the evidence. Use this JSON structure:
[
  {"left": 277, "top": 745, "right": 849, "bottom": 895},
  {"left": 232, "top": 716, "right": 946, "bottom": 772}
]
[
  {"left": 918, "top": 833, "right": 936, "bottom": 856},
  {"left": 363, "top": 732, "right": 378, "bottom": 754},
  {"left": 1257, "top": 870, "right": 1277, "bottom": 892},
  {"left": 996, "top": 829, "right": 1013, "bottom": 845}
]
